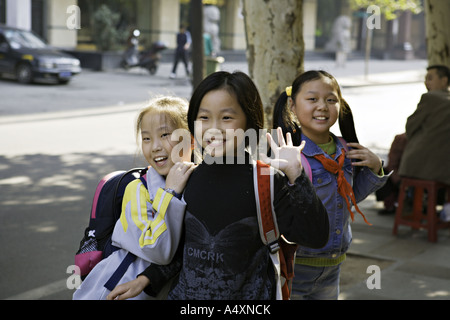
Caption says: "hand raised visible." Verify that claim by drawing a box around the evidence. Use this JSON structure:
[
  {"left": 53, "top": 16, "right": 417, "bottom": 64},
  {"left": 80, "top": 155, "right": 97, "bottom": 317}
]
[{"left": 260, "top": 127, "right": 306, "bottom": 184}]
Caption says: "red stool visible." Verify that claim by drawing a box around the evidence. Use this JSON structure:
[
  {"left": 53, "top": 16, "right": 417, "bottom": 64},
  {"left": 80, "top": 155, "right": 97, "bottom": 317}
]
[{"left": 392, "top": 178, "right": 450, "bottom": 242}]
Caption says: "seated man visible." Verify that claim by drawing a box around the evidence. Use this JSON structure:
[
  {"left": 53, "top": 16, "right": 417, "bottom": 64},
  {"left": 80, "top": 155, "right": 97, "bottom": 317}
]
[
  {"left": 398, "top": 65, "right": 450, "bottom": 186},
  {"left": 378, "top": 65, "right": 450, "bottom": 213}
]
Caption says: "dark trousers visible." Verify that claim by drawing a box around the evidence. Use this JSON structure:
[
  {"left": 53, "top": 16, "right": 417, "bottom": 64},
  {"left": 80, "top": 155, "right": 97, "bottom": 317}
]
[{"left": 172, "top": 49, "right": 189, "bottom": 75}]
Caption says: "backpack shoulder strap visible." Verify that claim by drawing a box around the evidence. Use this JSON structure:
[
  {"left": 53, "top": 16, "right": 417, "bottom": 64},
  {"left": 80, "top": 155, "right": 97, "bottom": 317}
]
[
  {"left": 139, "top": 176, "right": 147, "bottom": 189},
  {"left": 338, "top": 136, "right": 348, "bottom": 152},
  {"left": 301, "top": 153, "right": 312, "bottom": 181},
  {"left": 254, "top": 160, "right": 293, "bottom": 300},
  {"left": 112, "top": 167, "right": 149, "bottom": 220},
  {"left": 91, "top": 171, "right": 125, "bottom": 220},
  {"left": 253, "top": 160, "right": 280, "bottom": 253}
]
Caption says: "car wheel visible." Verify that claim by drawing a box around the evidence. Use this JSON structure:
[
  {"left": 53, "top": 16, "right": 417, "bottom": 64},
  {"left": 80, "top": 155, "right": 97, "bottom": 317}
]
[
  {"left": 16, "top": 63, "right": 33, "bottom": 84},
  {"left": 148, "top": 65, "right": 157, "bottom": 75}
]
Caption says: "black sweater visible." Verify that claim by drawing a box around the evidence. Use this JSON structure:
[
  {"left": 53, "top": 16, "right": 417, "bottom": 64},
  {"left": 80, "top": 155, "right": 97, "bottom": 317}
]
[{"left": 141, "top": 154, "right": 329, "bottom": 299}]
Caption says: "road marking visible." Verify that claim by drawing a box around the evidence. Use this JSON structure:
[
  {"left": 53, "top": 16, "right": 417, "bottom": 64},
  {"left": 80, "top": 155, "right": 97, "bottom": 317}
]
[
  {"left": 0, "top": 101, "right": 145, "bottom": 125},
  {"left": 5, "top": 279, "right": 70, "bottom": 300}
]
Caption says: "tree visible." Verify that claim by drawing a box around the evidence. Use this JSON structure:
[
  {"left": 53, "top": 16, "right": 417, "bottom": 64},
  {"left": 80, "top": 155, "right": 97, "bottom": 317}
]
[
  {"left": 190, "top": 0, "right": 204, "bottom": 90},
  {"left": 425, "top": 0, "right": 450, "bottom": 67},
  {"left": 242, "top": 0, "right": 304, "bottom": 128},
  {"left": 349, "top": 0, "right": 422, "bottom": 20}
]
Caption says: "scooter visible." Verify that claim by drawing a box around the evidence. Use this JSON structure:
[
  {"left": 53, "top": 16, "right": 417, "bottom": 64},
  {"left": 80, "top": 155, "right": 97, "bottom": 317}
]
[
  {"left": 135, "top": 41, "right": 167, "bottom": 75},
  {"left": 120, "top": 30, "right": 167, "bottom": 75}
]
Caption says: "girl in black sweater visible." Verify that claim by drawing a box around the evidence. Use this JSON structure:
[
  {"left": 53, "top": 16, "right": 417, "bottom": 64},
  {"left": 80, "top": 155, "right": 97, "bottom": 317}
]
[{"left": 107, "top": 71, "right": 329, "bottom": 300}]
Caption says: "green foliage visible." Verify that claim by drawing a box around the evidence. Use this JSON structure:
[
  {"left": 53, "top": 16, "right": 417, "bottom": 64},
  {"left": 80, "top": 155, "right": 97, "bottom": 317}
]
[
  {"left": 350, "top": 0, "right": 422, "bottom": 20},
  {"left": 92, "top": 4, "right": 126, "bottom": 51}
]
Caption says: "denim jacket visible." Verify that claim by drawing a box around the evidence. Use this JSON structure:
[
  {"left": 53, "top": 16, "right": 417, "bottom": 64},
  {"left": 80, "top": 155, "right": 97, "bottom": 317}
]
[{"left": 296, "top": 133, "right": 389, "bottom": 260}]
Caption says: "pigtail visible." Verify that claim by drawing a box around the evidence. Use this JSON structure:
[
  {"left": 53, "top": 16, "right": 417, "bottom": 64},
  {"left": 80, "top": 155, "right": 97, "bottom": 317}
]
[
  {"left": 338, "top": 98, "right": 362, "bottom": 173},
  {"left": 272, "top": 91, "right": 302, "bottom": 146},
  {"left": 272, "top": 91, "right": 289, "bottom": 130},
  {"left": 338, "top": 98, "right": 359, "bottom": 144}
]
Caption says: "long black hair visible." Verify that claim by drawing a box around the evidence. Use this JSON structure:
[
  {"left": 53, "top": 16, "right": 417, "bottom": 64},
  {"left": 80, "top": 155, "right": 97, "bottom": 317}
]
[{"left": 272, "top": 70, "right": 359, "bottom": 146}]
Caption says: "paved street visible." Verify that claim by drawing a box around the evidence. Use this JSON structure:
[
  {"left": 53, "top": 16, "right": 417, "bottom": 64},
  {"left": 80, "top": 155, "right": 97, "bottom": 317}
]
[
  {"left": 1, "top": 57, "right": 449, "bottom": 301},
  {"left": 0, "top": 57, "right": 428, "bottom": 153}
]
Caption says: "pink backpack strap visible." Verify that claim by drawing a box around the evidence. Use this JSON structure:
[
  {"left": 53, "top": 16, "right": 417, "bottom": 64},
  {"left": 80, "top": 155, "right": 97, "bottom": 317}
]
[
  {"left": 301, "top": 153, "right": 312, "bottom": 181},
  {"left": 338, "top": 137, "right": 348, "bottom": 152},
  {"left": 91, "top": 171, "right": 124, "bottom": 219}
]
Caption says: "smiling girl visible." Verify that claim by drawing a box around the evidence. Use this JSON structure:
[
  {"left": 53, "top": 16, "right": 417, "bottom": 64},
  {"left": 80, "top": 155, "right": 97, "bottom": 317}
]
[
  {"left": 273, "top": 70, "right": 389, "bottom": 299},
  {"left": 74, "top": 96, "right": 195, "bottom": 300}
]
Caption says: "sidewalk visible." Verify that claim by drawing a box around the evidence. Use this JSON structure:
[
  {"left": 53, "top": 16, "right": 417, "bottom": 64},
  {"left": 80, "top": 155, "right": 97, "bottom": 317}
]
[
  {"left": 304, "top": 57, "right": 428, "bottom": 88},
  {"left": 339, "top": 195, "right": 450, "bottom": 300},
  {"left": 215, "top": 54, "right": 428, "bottom": 87}
]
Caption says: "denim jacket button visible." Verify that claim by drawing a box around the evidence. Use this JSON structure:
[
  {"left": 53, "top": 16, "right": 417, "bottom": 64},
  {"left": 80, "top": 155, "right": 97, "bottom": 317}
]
[{"left": 336, "top": 229, "right": 341, "bottom": 235}]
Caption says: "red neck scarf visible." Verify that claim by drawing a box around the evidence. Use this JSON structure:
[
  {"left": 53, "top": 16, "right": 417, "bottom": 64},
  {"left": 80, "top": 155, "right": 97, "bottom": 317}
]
[{"left": 314, "top": 149, "right": 371, "bottom": 226}]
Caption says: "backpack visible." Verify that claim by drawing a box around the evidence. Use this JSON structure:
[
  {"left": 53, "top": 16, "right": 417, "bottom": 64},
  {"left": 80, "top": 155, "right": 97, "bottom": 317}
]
[
  {"left": 253, "top": 159, "right": 312, "bottom": 300},
  {"left": 75, "top": 167, "right": 148, "bottom": 280}
]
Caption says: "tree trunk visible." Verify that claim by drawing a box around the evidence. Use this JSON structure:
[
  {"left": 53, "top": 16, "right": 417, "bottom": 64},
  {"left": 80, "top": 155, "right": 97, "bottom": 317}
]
[
  {"left": 242, "top": 0, "right": 304, "bottom": 128},
  {"left": 190, "top": 0, "right": 204, "bottom": 90},
  {"left": 425, "top": 0, "right": 450, "bottom": 67}
]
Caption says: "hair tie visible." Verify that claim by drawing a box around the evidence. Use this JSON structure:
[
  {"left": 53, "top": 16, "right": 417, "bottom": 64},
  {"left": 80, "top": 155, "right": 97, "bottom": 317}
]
[{"left": 285, "top": 86, "right": 292, "bottom": 97}]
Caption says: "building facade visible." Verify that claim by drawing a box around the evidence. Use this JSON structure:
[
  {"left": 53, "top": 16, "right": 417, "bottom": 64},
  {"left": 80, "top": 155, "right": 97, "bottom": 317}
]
[{"left": 0, "top": 0, "right": 426, "bottom": 59}]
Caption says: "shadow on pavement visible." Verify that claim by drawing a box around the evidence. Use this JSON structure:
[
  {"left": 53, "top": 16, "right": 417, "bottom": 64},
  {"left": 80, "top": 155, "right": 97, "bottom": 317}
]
[{"left": 0, "top": 152, "right": 147, "bottom": 299}]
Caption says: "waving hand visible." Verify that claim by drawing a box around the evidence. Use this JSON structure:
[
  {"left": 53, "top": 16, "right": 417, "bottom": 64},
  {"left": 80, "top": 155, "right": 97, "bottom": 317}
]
[{"left": 260, "top": 127, "right": 306, "bottom": 184}]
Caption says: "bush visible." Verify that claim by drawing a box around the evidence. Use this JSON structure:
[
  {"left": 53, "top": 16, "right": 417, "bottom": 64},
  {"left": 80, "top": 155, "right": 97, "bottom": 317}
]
[{"left": 92, "top": 5, "right": 126, "bottom": 51}]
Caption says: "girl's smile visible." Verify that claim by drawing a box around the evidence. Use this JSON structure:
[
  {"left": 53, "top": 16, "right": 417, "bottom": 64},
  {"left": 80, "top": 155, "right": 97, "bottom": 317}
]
[
  {"left": 312, "top": 114, "right": 330, "bottom": 122},
  {"left": 207, "top": 138, "right": 225, "bottom": 149},
  {"left": 203, "top": 128, "right": 226, "bottom": 148},
  {"left": 153, "top": 155, "right": 169, "bottom": 167}
]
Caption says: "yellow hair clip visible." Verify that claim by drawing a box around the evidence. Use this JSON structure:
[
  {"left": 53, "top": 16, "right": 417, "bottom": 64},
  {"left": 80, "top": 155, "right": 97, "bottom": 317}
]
[{"left": 285, "top": 86, "right": 292, "bottom": 97}]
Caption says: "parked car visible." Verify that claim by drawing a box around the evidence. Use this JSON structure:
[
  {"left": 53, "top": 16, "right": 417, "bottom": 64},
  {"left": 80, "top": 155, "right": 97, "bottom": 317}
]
[{"left": 0, "top": 24, "right": 81, "bottom": 84}]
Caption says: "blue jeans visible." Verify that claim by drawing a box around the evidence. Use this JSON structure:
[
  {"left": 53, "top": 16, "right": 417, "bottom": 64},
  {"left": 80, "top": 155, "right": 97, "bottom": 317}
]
[{"left": 291, "top": 263, "right": 341, "bottom": 300}]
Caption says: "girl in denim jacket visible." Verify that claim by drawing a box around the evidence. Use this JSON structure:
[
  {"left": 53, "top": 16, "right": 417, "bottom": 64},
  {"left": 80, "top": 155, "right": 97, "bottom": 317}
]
[{"left": 273, "top": 70, "right": 389, "bottom": 300}]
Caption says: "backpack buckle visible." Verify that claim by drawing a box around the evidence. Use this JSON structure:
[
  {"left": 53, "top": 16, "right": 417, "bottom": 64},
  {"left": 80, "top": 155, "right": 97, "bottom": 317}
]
[
  {"left": 266, "top": 230, "right": 280, "bottom": 253},
  {"left": 268, "top": 240, "right": 280, "bottom": 254}
]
